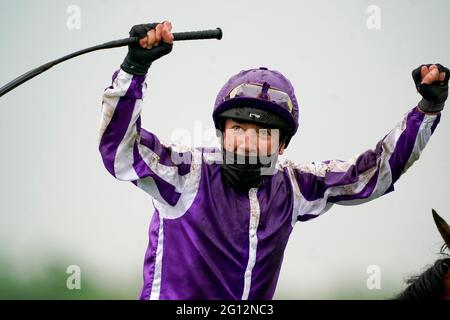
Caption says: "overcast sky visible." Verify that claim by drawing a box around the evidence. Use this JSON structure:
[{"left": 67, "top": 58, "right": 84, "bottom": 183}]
[{"left": 0, "top": 0, "right": 449, "bottom": 298}]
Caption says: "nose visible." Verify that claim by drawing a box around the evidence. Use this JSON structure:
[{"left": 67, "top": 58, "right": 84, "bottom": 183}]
[{"left": 237, "top": 130, "right": 258, "bottom": 155}]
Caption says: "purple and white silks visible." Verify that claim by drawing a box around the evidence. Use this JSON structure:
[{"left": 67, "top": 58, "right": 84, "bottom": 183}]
[{"left": 98, "top": 69, "right": 441, "bottom": 300}]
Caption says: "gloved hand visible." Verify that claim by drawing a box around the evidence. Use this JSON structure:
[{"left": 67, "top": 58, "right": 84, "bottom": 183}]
[
  {"left": 412, "top": 63, "right": 449, "bottom": 113},
  {"left": 121, "top": 21, "right": 174, "bottom": 76}
]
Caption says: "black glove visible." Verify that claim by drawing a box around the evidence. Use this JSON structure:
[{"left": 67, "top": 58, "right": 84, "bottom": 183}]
[
  {"left": 120, "top": 23, "right": 173, "bottom": 76},
  {"left": 412, "top": 63, "right": 449, "bottom": 113}
]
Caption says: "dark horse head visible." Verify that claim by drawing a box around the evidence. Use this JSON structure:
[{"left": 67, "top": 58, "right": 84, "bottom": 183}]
[{"left": 395, "top": 209, "right": 450, "bottom": 300}]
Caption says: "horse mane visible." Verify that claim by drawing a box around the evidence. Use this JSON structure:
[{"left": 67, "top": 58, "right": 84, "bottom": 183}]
[
  {"left": 394, "top": 210, "right": 450, "bottom": 300},
  {"left": 394, "top": 253, "right": 450, "bottom": 300}
]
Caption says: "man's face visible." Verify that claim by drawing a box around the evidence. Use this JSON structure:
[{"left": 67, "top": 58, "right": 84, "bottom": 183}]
[{"left": 222, "top": 118, "right": 285, "bottom": 156}]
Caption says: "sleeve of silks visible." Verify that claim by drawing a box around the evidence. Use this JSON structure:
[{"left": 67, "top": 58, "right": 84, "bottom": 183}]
[
  {"left": 287, "top": 106, "right": 441, "bottom": 222},
  {"left": 98, "top": 69, "right": 195, "bottom": 206}
]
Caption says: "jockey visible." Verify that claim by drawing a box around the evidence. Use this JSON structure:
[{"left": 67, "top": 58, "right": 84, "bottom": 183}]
[{"left": 98, "top": 21, "right": 449, "bottom": 299}]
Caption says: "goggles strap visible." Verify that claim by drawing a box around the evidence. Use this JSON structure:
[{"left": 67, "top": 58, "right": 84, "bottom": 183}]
[{"left": 259, "top": 82, "right": 271, "bottom": 100}]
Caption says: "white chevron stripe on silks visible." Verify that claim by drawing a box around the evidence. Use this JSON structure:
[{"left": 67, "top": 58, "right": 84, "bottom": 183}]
[{"left": 284, "top": 110, "right": 434, "bottom": 223}]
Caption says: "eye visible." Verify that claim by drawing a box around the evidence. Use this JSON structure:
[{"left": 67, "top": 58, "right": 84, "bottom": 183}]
[
  {"left": 232, "top": 125, "right": 244, "bottom": 132},
  {"left": 258, "top": 129, "right": 271, "bottom": 138}
]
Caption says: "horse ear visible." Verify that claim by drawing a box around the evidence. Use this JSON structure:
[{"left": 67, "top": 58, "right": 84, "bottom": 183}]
[{"left": 432, "top": 209, "right": 450, "bottom": 249}]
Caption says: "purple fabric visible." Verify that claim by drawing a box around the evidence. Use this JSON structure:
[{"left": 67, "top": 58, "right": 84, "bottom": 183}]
[
  {"left": 140, "top": 104, "right": 437, "bottom": 298},
  {"left": 294, "top": 107, "right": 428, "bottom": 208},
  {"left": 294, "top": 141, "right": 383, "bottom": 202},
  {"left": 106, "top": 69, "right": 121, "bottom": 90},
  {"left": 388, "top": 108, "right": 424, "bottom": 183},
  {"left": 159, "top": 163, "right": 251, "bottom": 299},
  {"left": 324, "top": 107, "right": 423, "bottom": 205},
  {"left": 132, "top": 140, "right": 181, "bottom": 206},
  {"left": 327, "top": 169, "right": 386, "bottom": 204},
  {"left": 298, "top": 213, "right": 321, "bottom": 222},
  {"left": 99, "top": 70, "right": 189, "bottom": 205},
  {"left": 139, "top": 210, "right": 161, "bottom": 300},
  {"left": 248, "top": 172, "right": 294, "bottom": 299},
  {"left": 99, "top": 74, "right": 145, "bottom": 176},
  {"left": 139, "top": 127, "right": 192, "bottom": 176},
  {"left": 141, "top": 164, "right": 296, "bottom": 300},
  {"left": 99, "top": 70, "right": 441, "bottom": 300}
]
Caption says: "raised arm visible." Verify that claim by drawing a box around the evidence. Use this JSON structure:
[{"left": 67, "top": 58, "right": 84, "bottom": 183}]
[
  {"left": 286, "top": 63, "right": 449, "bottom": 222},
  {"left": 98, "top": 22, "right": 196, "bottom": 206}
]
